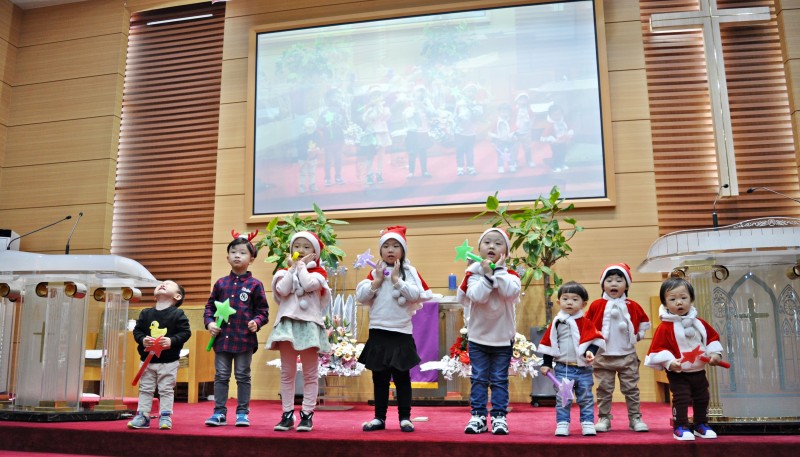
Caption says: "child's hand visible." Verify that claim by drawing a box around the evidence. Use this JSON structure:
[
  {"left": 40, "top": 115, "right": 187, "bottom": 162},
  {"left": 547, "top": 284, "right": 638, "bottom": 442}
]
[
  {"left": 159, "top": 337, "right": 172, "bottom": 349},
  {"left": 390, "top": 262, "right": 401, "bottom": 284},
  {"left": 143, "top": 336, "right": 155, "bottom": 348},
  {"left": 372, "top": 261, "right": 386, "bottom": 288},
  {"left": 481, "top": 259, "right": 494, "bottom": 276},
  {"left": 668, "top": 360, "right": 683, "bottom": 372},
  {"left": 707, "top": 353, "right": 722, "bottom": 366},
  {"left": 247, "top": 320, "right": 258, "bottom": 333},
  {"left": 207, "top": 322, "right": 220, "bottom": 337},
  {"left": 540, "top": 366, "right": 551, "bottom": 375},
  {"left": 585, "top": 351, "right": 595, "bottom": 363},
  {"left": 299, "top": 253, "right": 315, "bottom": 266}
]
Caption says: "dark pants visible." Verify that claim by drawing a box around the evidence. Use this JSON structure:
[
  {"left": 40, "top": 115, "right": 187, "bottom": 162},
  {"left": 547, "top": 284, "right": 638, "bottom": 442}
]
[
  {"left": 372, "top": 368, "right": 412, "bottom": 422},
  {"left": 666, "top": 370, "right": 710, "bottom": 427},
  {"left": 454, "top": 134, "right": 475, "bottom": 168}
]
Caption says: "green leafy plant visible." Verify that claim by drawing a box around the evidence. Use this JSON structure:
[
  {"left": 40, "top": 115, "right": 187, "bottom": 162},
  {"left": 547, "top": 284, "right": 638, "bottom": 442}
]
[
  {"left": 473, "top": 186, "right": 583, "bottom": 324},
  {"left": 255, "top": 204, "right": 348, "bottom": 274}
]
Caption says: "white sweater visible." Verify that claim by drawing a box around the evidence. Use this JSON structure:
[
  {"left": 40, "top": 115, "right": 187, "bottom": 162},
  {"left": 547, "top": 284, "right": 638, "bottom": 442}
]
[
  {"left": 355, "top": 263, "right": 431, "bottom": 335},
  {"left": 458, "top": 262, "right": 521, "bottom": 346}
]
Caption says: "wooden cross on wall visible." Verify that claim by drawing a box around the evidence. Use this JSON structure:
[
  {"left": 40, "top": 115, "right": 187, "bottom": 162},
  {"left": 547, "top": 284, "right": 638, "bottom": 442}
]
[{"left": 650, "top": 0, "right": 771, "bottom": 197}]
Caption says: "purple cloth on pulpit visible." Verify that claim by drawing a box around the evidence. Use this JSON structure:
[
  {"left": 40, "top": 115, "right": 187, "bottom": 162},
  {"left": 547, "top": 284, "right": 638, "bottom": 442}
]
[{"left": 411, "top": 301, "right": 439, "bottom": 384}]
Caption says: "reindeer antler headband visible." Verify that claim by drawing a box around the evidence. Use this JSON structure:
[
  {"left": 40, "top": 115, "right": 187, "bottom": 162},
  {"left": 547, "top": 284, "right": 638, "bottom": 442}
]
[{"left": 231, "top": 229, "right": 259, "bottom": 242}]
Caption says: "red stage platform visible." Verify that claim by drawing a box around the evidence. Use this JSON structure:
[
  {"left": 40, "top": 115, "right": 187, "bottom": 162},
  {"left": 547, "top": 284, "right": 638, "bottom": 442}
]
[{"left": 0, "top": 401, "right": 797, "bottom": 457}]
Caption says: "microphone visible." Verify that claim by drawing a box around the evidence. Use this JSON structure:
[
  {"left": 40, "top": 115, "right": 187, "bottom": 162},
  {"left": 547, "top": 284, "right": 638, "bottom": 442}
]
[
  {"left": 65, "top": 211, "right": 83, "bottom": 254},
  {"left": 6, "top": 215, "right": 72, "bottom": 250},
  {"left": 712, "top": 184, "right": 729, "bottom": 229},
  {"left": 746, "top": 187, "right": 800, "bottom": 204}
]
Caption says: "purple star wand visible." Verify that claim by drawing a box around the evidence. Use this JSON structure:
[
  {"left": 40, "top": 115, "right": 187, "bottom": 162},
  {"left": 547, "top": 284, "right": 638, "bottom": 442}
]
[
  {"left": 354, "top": 249, "right": 389, "bottom": 276},
  {"left": 545, "top": 370, "right": 575, "bottom": 406}
]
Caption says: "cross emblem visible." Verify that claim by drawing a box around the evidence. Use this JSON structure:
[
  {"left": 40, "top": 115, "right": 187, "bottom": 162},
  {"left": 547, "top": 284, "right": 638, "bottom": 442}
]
[
  {"left": 650, "top": 0, "right": 770, "bottom": 196},
  {"left": 735, "top": 298, "right": 769, "bottom": 357}
]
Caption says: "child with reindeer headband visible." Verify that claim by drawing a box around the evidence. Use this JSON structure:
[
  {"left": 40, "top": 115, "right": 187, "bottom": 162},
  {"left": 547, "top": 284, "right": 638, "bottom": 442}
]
[
  {"left": 267, "top": 231, "right": 331, "bottom": 432},
  {"left": 356, "top": 226, "right": 432, "bottom": 433},
  {"left": 203, "top": 230, "right": 269, "bottom": 428}
]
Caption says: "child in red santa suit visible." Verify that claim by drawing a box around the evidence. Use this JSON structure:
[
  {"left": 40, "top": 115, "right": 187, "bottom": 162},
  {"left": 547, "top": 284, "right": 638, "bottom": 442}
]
[
  {"left": 645, "top": 277, "right": 724, "bottom": 441},
  {"left": 585, "top": 263, "right": 651, "bottom": 433},
  {"left": 538, "top": 281, "right": 605, "bottom": 437}
]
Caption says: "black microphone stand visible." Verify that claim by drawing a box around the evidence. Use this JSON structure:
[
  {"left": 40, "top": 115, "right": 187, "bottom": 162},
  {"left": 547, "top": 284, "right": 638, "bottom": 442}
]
[{"left": 6, "top": 215, "right": 72, "bottom": 250}]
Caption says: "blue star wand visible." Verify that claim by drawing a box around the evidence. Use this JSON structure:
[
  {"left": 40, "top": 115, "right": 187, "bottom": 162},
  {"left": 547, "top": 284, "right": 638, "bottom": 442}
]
[{"left": 353, "top": 249, "right": 389, "bottom": 276}]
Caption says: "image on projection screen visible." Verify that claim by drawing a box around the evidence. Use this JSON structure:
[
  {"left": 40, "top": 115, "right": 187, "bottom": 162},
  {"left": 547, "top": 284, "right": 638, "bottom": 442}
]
[{"left": 253, "top": 0, "right": 606, "bottom": 216}]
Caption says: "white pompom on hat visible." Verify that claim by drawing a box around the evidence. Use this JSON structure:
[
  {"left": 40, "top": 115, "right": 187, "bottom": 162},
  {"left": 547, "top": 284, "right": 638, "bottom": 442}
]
[
  {"left": 600, "top": 262, "right": 632, "bottom": 287},
  {"left": 478, "top": 228, "right": 511, "bottom": 255},
  {"left": 379, "top": 226, "right": 408, "bottom": 253}
]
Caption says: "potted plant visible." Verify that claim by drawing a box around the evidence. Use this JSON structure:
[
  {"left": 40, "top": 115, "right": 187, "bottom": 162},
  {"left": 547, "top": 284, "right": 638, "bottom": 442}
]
[
  {"left": 473, "top": 186, "right": 582, "bottom": 406},
  {"left": 255, "top": 203, "right": 348, "bottom": 274}
]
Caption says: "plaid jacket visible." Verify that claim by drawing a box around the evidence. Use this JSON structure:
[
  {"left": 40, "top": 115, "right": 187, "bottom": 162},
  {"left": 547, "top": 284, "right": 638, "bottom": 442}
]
[{"left": 204, "top": 271, "right": 269, "bottom": 353}]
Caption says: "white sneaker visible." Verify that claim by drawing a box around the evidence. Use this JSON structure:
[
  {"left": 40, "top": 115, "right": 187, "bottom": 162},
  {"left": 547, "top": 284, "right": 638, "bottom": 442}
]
[
  {"left": 464, "top": 415, "right": 487, "bottom": 434},
  {"left": 630, "top": 416, "right": 649, "bottom": 432},
  {"left": 581, "top": 421, "right": 596, "bottom": 436},
  {"left": 693, "top": 423, "right": 717, "bottom": 439},
  {"left": 555, "top": 421, "right": 570, "bottom": 436},
  {"left": 595, "top": 416, "right": 611, "bottom": 432},
  {"left": 673, "top": 426, "right": 695, "bottom": 441}
]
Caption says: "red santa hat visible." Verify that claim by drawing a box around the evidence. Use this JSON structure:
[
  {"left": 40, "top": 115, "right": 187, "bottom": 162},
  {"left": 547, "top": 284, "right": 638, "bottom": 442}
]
[
  {"left": 478, "top": 228, "right": 511, "bottom": 255},
  {"left": 290, "top": 231, "right": 324, "bottom": 260},
  {"left": 600, "top": 262, "right": 632, "bottom": 288},
  {"left": 379, "top": 226, "right": 407, "bottom": 253}
]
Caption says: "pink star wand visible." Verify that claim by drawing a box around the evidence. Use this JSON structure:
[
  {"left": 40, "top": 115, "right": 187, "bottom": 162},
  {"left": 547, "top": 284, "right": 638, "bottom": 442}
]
[
  {"left": 454, "top": 240, "right": 495, "bottom": 269},
  {"left": 131, "top": 335, "right": 164, "bottom": 386},
  {"left": 545, "top": 370, "right": 575, "bottom": 405},
  {"left": 354, "top": 249, "right": 389, "bottom": 276}
]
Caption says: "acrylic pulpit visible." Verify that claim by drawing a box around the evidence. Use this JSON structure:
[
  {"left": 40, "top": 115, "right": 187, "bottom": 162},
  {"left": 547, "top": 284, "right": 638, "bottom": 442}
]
[
  {"left": 0, "top": 250, "right": 159, "bottom": 421},
  {"left": 638, "top": 217, "right": 800, "bottom": 433}
]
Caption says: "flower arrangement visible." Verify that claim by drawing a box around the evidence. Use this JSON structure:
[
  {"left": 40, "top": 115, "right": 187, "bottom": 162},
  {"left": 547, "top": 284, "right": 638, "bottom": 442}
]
[
  {"left": 427, "top": 328, "right": 541, "bottom": 380},
  {"left": 319, "top": 314, "right": 365, "bottom": 377}
]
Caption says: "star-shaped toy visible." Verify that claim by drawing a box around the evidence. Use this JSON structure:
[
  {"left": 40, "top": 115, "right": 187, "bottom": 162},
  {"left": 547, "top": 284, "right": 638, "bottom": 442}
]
[
  {"left": 354, "top": 249, "right": 376, "bottom": 269},
  {"left": 132, "top": 335, "right": 165, "bottom": 386},
  {"left": 545, "top": 370, "right": 575, "bottom": 406},
  {"left": 680, "top": 344, "right": 704, "bottom": 364},
  {"left": 454, "top": 239, "right": 495, "bottom": 269},
  {"left": 206, "top": 298, "right": 237, "bottom": 352}
]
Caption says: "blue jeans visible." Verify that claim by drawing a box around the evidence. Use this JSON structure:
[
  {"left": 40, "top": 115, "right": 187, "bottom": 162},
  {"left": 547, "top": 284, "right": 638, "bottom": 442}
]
[
  {"left": 213, "top": 351, "right": 253, "bottom": 415},
  {"left": 554, "top": 363, "right": 595, "bottom": 423},
  {"left": 468, "top": 341, "right": 512, "bottom": 418}
]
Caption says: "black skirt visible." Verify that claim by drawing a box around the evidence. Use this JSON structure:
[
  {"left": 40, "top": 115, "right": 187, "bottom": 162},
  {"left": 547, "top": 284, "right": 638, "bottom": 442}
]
[{"left": 358, "top": 328, "right": 421, "bottom": 372}]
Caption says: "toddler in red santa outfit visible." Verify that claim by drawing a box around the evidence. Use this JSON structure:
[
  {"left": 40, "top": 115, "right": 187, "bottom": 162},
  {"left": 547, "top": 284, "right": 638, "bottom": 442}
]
[
  {"left": 645, "top": 277, "right": 724, "bottom": 441},
  {"left": 585, "top": 263, "right": 651, "bottom": 432}
]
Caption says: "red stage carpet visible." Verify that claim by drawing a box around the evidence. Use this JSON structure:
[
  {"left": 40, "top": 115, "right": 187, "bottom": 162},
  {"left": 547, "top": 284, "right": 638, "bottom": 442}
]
[{"left": 0, "top": 401, "right": 797, "bottom": 457}]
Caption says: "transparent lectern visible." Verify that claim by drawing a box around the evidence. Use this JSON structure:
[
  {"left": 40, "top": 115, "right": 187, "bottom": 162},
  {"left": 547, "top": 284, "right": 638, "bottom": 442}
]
[
  {"left": 638, "top": 217, "right": 800, "bottom": 433},
  {"left": 0, "top": 250, "right": 159, "bottom": 421}
]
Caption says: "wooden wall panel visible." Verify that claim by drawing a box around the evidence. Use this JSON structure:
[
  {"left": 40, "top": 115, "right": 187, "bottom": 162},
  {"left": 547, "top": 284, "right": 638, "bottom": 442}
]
[
  {"left": 0, "top": 32, "right": 15, "bottom": 86},
  {"left": 0, "top": 161, "right": 116, "bottom": 210},
  {"left": 220, "top": 59, "right": 247, "bottom": 105},
  {"left": 603, "top": 0, "right": 641, "bottom": 23},
  {"left": 8, "top": 74, "right": 123, "bottom": 126},
  {"left": 778, "top": 9, "right": 799, "bottom": 60},
  {"left": 5, "top": 118, "right": 120, "bottom": 166},
  {"left": 0, "top": 203, "right": 113, "bottom": 254},
  {"left": 217, "top": 101, "right": 246, "bottom": 150},
  {"left": 0, "top": 81, "right": 9, "bottom": 126},
  {"left": 215, "top": 146, "right": 246, "bottom": 196},
  {"left": 609, "top": 69, "right": 651, "bottom": 121},
  {"left": 0, "top": 0, "right": 21, "bottom": 48},
  {"left": 19, "top": 0, "right": 128, "bottom": 47},
  {"left": 612, "top": 120, "right": 654, "bottom": 173},
  {"left": 14, "top": 34, "right": 127, "bottom": 85},
  {"left": 605, "top": 21, "right": 646, "bottom": 71}
]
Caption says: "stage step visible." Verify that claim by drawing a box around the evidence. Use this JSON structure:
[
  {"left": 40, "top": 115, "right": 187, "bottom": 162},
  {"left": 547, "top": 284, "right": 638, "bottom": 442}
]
[{"left": 1, "top": 452, "right": 108, "bottom": 457}]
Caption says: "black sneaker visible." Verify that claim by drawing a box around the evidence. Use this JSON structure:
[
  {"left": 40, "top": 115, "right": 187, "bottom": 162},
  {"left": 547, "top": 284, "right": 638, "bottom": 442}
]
[
  {"left": 297, "top": 411, "right": 313, "bottom": 432},
  {"left": 274, "top": 411, "right": 295, "bottom": 431}
]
